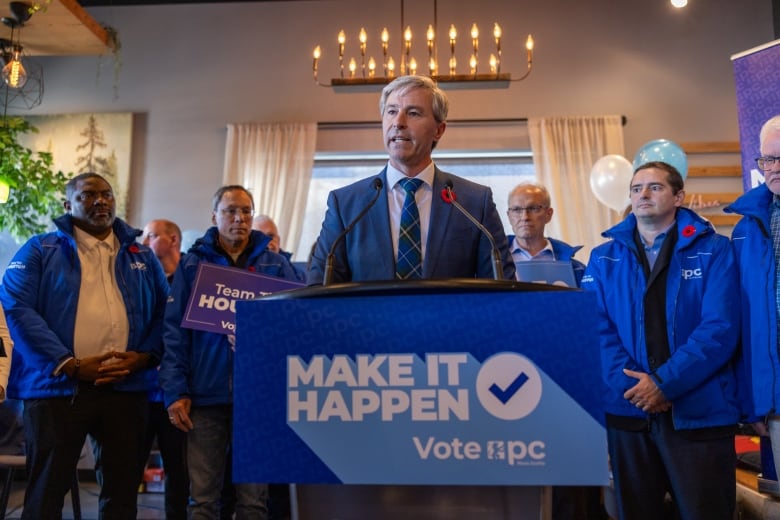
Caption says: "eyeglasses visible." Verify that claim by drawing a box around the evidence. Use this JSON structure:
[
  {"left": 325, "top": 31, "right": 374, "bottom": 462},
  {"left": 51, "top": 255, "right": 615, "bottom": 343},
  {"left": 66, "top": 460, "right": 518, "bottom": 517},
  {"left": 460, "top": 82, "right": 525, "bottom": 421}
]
[
  {"left": 219, "top": 207, "right": 254, "bottom": 219},
  {"left": 755, "top": 156, "right": 780, "bottom": 171},
  {"left": 508, "top": 205, "right": 548, "bottom": 215},
  {"left": 74, "top": 191, "right": 114, "bottom": 203}
]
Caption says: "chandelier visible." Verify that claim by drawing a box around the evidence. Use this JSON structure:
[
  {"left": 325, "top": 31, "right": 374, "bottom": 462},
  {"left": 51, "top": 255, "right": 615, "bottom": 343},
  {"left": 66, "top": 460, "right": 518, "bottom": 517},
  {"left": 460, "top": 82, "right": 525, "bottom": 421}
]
[{"left": 311, "top": 1, "right": 533, "bottom": 90}]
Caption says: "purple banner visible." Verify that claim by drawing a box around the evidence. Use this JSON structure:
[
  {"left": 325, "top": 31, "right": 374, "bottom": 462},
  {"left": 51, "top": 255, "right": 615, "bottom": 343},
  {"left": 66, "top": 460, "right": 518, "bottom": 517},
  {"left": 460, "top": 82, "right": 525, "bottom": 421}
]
[
  {"left": 181, "top": 263, "right": 304, "bottom": 334},
  {"left": 732, "top": 40, "right": 780, "bottom": 192}
]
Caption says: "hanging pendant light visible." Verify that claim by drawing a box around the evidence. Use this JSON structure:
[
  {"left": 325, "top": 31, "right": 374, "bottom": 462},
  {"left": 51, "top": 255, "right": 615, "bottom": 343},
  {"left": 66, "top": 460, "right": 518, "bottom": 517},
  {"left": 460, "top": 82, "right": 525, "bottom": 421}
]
[{"left": 2, "top": 44, "right": 26, "bottom": 88}]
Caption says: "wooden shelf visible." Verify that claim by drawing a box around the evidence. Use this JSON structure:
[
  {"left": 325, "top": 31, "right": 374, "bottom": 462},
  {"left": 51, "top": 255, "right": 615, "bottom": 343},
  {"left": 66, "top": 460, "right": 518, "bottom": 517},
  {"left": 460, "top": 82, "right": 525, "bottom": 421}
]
[
  {"left": 681, "top": 142, "right": 741, "bottom": 154},
  {"left": 688, "top": 166, "right": 742, "bottom": 178},
  {"left": 684, "top": 192, "right": 739, "bottom": 206}
]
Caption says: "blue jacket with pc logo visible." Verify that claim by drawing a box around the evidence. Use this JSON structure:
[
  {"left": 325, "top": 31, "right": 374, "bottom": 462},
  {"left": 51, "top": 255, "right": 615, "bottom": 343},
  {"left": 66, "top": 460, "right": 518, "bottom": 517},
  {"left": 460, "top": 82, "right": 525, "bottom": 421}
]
[
  {"left": 725, "top": 183, "right": 779, "bottom": 421},
  {"left": 0, "top": 214, "right": 169, "bottom": 399},
  {"left": 581, "top": 207, "right": 741, "bottom": 429}
]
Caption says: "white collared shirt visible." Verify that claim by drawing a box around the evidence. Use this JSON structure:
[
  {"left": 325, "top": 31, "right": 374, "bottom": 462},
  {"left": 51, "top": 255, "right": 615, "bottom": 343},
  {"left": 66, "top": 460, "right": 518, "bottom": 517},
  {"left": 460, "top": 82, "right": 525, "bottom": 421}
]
[
  {"left": 511, "top": 238, "right": 555, "bottom": 262},
  {"left": 386, "top": 162, "right": 435, "bottom": 260},
  {"left": 72, "top": 226, "right": 129, "bottom": 359}
]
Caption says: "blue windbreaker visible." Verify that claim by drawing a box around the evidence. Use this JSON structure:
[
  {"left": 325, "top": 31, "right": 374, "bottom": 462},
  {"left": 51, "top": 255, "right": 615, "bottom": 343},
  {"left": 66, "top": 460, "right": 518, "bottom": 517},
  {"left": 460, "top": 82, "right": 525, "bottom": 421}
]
[
  {"left": 0, "top": 215, "right": 169, "bottom": 399},
  {"left": 725, "top": 183, "right": 779, "bottom": 419},
  {"left": 159, "top": 228, "right": 299, "bottom": 408},
  {"left": 582, "top": 208, "right": 740, "bottom": 429}
]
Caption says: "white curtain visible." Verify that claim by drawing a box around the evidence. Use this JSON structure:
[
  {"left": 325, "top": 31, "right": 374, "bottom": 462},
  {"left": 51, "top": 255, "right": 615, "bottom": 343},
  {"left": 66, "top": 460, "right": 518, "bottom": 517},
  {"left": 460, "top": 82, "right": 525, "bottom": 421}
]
[
  {"left": 222, "top": 122, "right": 317, "bottom": 255},
  {"left": 528, "top": 115, "right": 626, "bottom": 260}
]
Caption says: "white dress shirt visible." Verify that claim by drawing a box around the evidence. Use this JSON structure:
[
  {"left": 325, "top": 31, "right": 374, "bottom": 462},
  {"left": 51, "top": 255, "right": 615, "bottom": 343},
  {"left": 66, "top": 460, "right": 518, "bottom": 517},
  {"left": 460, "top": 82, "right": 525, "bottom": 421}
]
[{"left": 72, "top": 226, "right": 129, "bottom": 359}]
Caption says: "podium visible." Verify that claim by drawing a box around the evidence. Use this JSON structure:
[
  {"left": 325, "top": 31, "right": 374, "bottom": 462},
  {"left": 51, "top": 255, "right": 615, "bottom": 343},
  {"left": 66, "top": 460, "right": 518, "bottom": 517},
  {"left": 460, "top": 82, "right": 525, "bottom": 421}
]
[{"left": 234, "top": 280, "right": 608, "bottom": 519}]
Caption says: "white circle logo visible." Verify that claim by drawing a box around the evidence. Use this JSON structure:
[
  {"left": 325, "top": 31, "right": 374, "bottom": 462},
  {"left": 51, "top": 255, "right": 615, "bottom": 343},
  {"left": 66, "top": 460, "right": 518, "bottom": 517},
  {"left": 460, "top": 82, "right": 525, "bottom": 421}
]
[{"left": 476, "top": 352, "right": 543, "bottom": 420}]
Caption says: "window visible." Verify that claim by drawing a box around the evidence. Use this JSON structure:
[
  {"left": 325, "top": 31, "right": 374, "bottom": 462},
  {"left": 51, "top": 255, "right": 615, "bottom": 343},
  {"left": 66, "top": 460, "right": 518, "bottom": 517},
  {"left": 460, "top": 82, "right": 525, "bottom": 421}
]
[{"left": 293, "top": 150, "right": 535, "bottom": 261}]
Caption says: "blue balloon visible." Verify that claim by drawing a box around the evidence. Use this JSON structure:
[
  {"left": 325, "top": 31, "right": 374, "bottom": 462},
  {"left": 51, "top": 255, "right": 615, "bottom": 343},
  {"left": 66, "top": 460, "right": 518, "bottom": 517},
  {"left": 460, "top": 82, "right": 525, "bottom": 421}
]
[{"left": 632, "top": 139, "right": 688, "bottom": 179}]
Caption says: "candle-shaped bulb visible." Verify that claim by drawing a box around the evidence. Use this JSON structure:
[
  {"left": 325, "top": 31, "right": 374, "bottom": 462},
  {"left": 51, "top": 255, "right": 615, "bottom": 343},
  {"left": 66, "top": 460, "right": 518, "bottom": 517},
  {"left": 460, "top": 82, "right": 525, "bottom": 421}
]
[
  {"left": 449, "top": 24, "right": 457, "bottom": 41},
  {"left": 312, "top": 45, "right": 321, "bottom": 75},
  {"left": 469, "top": 53, "right": 477, "bottom": 74},
  {"left": 427, "top": 25, "right": 435, "bottom": 43},
  {"left": 471, "top": 23, "right": 479, "bottom": 41},
  {"left": 388, "top": 56, "right": 396, "bottom": 77},
  {"left": 429, "top": 57, "right": 436, "bottom": 75},
  {"left": 381, "top": 27, "right": 389, "bottom": 55},
  {"left": 349, "top": 58, "right": 357, "bottom": 77},
  {"left": 404, "top": 26, "right": 413, "bottom": 44},
  {"left": 338, "top": 29, "right": 346, "bottom": 62},
  {"left": 526, "top": 34, "right": 535, "bottom": 51},
  {"left": 368, "top": 57, "right": 376, "bottom": 77},
  {"left": 489, "top": 53, "right": 497, "bottom": 73},
  {"left": 409, "top": 57, "right": 417, "bottom": 75},
  {"left": 449, "top": 56, "right": 457, "bottom": 75},
  {"left": 359, "top": 27, "right": 367, "bottom": 45},
  {"left": 493, "top": 23, "right": 501, "bottom": 40}
]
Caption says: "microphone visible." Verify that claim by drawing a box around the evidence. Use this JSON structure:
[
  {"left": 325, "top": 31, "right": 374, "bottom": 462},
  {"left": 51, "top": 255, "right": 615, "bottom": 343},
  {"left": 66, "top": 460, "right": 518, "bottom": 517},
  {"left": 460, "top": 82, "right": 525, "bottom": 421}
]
[
  {"left": 323, "top": 177, "right": 384, "bottom": 286},
  {"left": 442, "top": 180, "right": 504, "bottom": 281}
]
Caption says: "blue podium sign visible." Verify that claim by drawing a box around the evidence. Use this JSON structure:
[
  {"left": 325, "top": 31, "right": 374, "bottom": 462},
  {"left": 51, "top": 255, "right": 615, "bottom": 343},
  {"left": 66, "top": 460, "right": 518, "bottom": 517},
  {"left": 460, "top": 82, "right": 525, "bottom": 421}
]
[{"left": 234, "top": 288, "right": 608, "bottom": 486}]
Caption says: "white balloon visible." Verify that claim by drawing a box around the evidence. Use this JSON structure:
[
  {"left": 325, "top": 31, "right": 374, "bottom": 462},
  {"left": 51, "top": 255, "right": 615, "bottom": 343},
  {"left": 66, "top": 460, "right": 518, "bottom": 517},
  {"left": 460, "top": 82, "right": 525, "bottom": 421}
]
[{"left": 589, "top": 155, "right": 633, "bottom": 212}]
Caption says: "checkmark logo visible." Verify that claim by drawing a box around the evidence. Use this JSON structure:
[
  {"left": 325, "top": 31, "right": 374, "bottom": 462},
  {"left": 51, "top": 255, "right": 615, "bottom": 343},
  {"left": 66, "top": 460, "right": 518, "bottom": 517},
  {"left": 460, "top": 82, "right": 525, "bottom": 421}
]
[
  {"left": 477, "top": 353, "right": 542, "bottom": 420},
  {"left": 488, "top": 372, "right": 529, "bottom": 404}
]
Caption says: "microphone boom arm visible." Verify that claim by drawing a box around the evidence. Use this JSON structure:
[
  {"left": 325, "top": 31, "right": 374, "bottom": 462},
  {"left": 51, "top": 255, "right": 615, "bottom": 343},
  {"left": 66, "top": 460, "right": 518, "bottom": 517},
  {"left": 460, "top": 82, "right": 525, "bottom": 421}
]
[
  {"left": 444, "top": 184, "right": 504, "bottom": 281},
  {"left": 323, "top": 178, "right": 384, "bottom": 286}
]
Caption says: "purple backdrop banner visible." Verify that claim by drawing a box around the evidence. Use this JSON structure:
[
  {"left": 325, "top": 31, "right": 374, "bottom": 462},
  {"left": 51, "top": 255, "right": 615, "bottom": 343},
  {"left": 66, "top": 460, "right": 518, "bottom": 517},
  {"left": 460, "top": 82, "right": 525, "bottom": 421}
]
[
  {"left": 181, "top": 263, "right": 304, "bottom": 334},
  {"left": 732, "top": 39, "right": 780, "bottom": 192}
]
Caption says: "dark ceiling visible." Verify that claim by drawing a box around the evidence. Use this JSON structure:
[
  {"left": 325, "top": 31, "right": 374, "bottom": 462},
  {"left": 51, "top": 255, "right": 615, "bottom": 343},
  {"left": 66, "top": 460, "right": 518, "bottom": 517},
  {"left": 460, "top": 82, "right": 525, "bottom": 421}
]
[
  {"left": 77, "top": 0, "right": 290, "bottom": 5},
  {"left": 74, "top": 0, "right": 779, "bottom": 40}
]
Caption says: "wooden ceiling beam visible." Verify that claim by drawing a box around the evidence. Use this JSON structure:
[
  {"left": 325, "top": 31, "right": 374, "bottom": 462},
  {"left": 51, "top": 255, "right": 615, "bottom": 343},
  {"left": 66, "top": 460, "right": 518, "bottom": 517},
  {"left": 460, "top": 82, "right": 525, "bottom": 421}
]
[{"left": 0, "top": 0, "right": 111, "bottom": 56}]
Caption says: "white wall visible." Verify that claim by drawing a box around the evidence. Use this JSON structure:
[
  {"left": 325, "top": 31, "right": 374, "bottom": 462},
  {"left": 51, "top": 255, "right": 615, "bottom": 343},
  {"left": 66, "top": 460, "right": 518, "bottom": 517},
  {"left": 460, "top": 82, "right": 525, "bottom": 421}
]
[{"left": 15, "top": 0, "right": 774, "bottom": 234}]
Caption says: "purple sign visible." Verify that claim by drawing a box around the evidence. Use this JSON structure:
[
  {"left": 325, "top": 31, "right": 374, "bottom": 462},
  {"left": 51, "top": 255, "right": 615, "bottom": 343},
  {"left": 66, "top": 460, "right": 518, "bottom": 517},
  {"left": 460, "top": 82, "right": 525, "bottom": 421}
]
[
  {"left": 181, "top": 263, "right": 304, "bottom": 334},
  {"left": 732, "top": 39, "right": 780, "bottom": 192}
]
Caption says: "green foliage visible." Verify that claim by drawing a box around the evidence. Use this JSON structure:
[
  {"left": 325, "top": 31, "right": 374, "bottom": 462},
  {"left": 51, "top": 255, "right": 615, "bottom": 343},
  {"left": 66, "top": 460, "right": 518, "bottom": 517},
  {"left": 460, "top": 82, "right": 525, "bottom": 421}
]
[{"left": 0, "top": 117, "right": 69, "bottom": 241}]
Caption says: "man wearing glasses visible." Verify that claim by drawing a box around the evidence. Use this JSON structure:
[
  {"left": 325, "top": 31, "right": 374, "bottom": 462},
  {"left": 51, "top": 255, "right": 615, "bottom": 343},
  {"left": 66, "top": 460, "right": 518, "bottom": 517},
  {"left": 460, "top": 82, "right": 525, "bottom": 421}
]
[
  {"left": 0, "top": 172, "right": 170, "bottom": 519},
  {"left": 727, "top": 114, "right": 780, "bottom": 482},
  {"left": 160, "top": 185, "right": 298, "bottom": 519},
  {"left": 506, "top": 183, "right": 586, "bottom": 287}
]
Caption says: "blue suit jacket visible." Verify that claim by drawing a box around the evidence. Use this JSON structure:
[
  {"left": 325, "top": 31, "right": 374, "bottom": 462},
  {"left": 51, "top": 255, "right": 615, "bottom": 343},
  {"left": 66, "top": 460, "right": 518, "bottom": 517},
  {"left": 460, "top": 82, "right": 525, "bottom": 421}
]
[{"left": 307, "top": 167, "right": 514, "bottom": 284}]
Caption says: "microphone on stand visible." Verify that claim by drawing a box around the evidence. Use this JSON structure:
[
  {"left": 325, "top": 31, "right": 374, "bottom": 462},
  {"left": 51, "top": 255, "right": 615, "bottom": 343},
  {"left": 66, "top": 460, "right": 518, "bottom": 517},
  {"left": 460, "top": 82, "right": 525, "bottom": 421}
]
[
  {"left": 441, "top": 180, "right": 504, "bottom": 281},
  {"left": 323, "top": 177, "right": 384, "bottom": 286}
]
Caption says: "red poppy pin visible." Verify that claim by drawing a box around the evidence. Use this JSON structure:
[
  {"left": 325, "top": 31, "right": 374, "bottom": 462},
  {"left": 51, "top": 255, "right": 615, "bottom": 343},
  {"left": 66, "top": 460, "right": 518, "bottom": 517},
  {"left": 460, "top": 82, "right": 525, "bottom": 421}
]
[
  {"left": 441, "top": 188, "right": 456, "bottom": 203},
  {"left": 248, "top": 266, "right": 256, "bottom": 272},
  {"left": 682, "top": 225, "right": 696, "bottom": 238},
  {"left": 128, "top": 244, "right": 140, "bottom": 253}
]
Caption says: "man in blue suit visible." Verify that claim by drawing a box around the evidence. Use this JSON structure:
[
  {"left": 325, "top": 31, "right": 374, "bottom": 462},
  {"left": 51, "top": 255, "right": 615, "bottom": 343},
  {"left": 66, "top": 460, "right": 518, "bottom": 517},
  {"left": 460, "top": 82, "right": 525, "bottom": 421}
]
[{"left": 307, "top": 75, "right": 514, "bottom": 284}]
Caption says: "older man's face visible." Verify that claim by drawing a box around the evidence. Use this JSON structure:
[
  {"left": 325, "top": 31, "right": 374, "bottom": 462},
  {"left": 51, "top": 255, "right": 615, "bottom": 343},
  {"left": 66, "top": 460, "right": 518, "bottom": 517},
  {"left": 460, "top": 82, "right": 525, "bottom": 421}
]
[
  {"left": 762, "top": 127, "right": 780, "bottom": 196},
  {"left": 507, "top": 188, "right": 553, "bottom": 242}
]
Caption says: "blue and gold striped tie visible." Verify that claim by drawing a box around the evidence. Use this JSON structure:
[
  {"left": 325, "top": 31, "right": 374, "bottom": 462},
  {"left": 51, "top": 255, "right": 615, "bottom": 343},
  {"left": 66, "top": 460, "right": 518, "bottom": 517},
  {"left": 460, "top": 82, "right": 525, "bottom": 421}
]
[{"left": 396, "top": 177, "right": 423, "bottom": 280}]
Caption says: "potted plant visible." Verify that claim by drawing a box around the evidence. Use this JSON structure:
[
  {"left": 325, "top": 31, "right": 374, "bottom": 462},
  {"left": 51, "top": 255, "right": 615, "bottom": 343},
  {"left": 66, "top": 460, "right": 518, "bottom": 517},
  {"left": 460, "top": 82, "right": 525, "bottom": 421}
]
[{"left": 0, "top": 116, "right": 68, "bottom": 242}]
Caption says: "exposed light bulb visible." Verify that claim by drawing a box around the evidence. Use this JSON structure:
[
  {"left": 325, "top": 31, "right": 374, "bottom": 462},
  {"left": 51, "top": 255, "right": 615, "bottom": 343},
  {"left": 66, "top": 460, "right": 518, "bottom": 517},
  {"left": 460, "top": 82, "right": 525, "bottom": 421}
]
[
  {"left": 671, "top": 0, "right": 688, "bottom": 7},
  {"left": 2, "top": 49, "right": 27, "bottom": 88}
]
